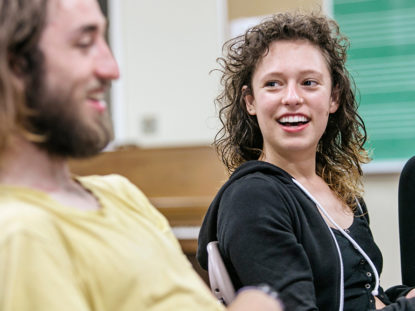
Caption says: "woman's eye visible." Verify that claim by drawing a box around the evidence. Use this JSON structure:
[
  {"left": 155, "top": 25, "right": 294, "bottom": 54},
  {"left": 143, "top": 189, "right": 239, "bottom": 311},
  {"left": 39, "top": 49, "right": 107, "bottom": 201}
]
[
  {"left": 303, "top": 80, "right": 317, "bottom": 86},
  {"left": 265, "top": 81, "right": 280, "bottom": 87}
]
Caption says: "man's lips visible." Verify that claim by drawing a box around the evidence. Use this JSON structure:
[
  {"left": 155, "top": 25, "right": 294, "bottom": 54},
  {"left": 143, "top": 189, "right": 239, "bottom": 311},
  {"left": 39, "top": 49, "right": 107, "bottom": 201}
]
[
  {"left": 87, "top": 86, "right": 107, "bottom": 112},
  {"left": 88, "top": 97, "right": 107, "bottom": 113}
]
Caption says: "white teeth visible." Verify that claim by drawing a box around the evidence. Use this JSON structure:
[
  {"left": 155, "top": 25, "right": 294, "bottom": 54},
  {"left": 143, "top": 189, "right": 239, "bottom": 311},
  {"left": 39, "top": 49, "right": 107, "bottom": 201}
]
[{"left": 279, "top": 115, "right": 308, "bottom": 123}]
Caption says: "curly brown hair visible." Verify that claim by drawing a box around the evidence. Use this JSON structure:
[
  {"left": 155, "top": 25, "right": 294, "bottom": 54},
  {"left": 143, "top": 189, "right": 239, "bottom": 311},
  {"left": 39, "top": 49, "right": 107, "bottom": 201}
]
[
  {"left": 214, "top": 11, "right": 370, "bottom": 207},
  {"left": 0, "top": 0, "right": 47, "bottom": 154}
]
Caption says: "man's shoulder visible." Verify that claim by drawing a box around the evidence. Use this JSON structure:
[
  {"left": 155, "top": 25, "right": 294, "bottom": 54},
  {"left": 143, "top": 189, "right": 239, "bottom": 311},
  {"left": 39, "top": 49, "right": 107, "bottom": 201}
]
[
  {"left": 78, "top": 173, "right": 159, "bottom": 212},
  {"left": 78, "top": 173, "right": 139, "bottom": 194},
  {"left": 77, "top": 173, "right": 131, "bottom": 188},
  {"left": 0, "top": 201, "right": 59, "bottom": 244}
]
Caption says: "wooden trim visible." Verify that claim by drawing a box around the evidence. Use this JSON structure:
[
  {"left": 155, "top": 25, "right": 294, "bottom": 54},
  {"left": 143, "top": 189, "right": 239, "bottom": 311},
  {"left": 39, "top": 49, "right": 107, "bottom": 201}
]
[{"left": 69, "top": 145, "right": 228, "bottom": 252}]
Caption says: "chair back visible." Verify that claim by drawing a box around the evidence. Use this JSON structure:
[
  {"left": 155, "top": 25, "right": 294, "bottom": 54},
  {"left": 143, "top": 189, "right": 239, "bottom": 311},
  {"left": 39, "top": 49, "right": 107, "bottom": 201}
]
[{"left": 207, "top": 241, "right": 236, "bottom": 305}]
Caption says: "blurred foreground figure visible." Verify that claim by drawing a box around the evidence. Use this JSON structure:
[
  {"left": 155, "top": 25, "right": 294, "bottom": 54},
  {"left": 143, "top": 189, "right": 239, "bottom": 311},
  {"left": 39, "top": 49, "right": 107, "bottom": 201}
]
[{"left": 0, "top": 0, "right": 282, "bottom": 310}]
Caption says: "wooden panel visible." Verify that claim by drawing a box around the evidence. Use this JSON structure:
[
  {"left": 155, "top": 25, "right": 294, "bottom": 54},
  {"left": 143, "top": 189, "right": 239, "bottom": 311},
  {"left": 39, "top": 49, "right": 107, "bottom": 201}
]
[
  {"left": 69, "top": 145, "right": 229, "bottom": 252},
  {"left": 228, "top": 0, "right": 322, "bottom": 20},
  {"left": 69, "top": 145, "right": 228, "bottom": 198},
  {"left": 179, "top": 239, "right": 199, "bottom": 254}
]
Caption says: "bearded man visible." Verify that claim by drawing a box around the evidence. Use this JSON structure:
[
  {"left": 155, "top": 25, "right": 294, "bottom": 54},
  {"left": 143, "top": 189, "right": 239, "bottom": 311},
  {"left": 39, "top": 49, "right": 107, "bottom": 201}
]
[{"left": 0, "top": 0, "right": 282, "bottom": 310}]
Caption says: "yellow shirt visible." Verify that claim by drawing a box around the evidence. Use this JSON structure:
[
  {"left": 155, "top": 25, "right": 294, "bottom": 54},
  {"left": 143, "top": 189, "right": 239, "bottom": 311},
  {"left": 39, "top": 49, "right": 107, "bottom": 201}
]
[{"left": 0, "top": 174, "right": 224, "bottom": 311}]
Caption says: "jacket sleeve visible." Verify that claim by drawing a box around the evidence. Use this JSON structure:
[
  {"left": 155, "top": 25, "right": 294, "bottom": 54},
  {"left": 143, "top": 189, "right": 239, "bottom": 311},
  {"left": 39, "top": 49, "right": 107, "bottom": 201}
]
[
  {"left": 385, "top": 285, "right": 415, "bottom": 302},
  {"left": 217, "top": 175, "right": 319, "bottom": 311},
  {"left": 372, "top": 297, "right": 415, "bottom": 310}
]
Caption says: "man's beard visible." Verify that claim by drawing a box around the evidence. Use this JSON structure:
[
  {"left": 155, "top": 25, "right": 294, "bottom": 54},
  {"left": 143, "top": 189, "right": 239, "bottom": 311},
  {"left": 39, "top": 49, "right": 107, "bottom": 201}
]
[{"left": 24, "top": 57, "right": 113, "bottom": 158}]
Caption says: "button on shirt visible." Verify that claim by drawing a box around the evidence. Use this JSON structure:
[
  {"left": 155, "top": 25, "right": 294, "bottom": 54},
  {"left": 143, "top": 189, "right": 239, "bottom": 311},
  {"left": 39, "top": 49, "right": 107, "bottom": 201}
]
[{"left": 331, "top": 213, "right": 391, "bottom": 311}]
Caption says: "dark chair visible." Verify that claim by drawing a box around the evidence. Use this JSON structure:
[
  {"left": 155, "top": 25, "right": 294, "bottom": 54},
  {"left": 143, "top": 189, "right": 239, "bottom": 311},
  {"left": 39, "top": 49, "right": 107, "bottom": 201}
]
[{"left": 399, "top": 156, "right": 415, "bottom": 286}]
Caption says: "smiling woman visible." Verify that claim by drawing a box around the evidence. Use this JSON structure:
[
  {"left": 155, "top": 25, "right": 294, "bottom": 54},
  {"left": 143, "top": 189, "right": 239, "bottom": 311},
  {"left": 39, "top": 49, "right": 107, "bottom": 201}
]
[
  {"left": 197, "top": 11, "right": 415, "bottom": 311},
  {"left": 243, "top": 39, "right": 339, "bottom": 160}
]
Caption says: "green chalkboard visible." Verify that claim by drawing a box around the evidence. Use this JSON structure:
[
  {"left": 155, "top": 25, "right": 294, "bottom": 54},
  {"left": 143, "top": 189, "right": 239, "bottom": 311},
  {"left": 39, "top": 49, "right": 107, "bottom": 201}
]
[{"left": 334, "top": 0, "right": 415, "bottom": 162}]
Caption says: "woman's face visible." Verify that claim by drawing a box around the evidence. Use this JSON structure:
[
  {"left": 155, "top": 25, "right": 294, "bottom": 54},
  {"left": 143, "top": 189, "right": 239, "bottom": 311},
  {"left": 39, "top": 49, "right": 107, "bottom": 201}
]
[{"left": 244, "top": 39, "right": 338, "bottom": 163}]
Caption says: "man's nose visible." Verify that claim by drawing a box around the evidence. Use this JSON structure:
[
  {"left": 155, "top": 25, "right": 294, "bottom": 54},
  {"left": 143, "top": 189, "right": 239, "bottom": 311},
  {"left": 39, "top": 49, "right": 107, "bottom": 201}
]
[{"left": 94, "top": 38, "right": 120, "bottom": 81}]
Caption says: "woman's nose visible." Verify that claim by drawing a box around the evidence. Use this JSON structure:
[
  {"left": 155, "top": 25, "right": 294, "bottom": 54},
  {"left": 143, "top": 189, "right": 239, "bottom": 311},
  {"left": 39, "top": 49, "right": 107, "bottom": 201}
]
[{"left": 281, "top": 84, "right": 304, "bottom": 106}]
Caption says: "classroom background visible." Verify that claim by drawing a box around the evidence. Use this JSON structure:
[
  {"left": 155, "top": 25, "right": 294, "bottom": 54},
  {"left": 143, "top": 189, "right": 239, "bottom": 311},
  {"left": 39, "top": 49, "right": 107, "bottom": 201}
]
[{"left": 79, "top": 0, "right": 415, "bottom": 288}]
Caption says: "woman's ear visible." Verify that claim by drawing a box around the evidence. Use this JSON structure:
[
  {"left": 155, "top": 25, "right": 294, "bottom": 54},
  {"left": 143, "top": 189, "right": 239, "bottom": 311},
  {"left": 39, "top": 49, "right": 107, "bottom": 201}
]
[
  {"left": 243, "top": 86, "right": 256, "bottom": 115},
  {"left": 329, "top": 87, "right": 340, "bottom": 113}
]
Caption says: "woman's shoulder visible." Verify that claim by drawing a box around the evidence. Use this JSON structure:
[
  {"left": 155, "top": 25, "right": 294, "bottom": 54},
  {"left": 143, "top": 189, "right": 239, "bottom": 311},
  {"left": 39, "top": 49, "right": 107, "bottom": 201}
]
[
  {"left": 227, "top": 160, "right": 297, "bottom": 192},
  {"left": 220, "top": 163, "right": 304, "bottom": 214},
  {"left": 229, "top": 171, "right": 291, "bottom": 195},
  {"left": 229, "top": 160, "right": 294, "bottom": 187}
]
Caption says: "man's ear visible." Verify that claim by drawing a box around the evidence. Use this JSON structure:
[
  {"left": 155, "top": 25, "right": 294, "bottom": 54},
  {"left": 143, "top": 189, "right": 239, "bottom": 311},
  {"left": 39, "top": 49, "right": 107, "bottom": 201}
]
[
  {"left": 243, "top": 85, "right": 256, "bottom": 115},
  {"left": 329, "top": 87, "right": 340, "bottom": 114},
  {"left": 8, "top": 54, "right": 28, "bottom": 77},
  {"left": 7, "top": 55, "right": 26, "bottom": 95}
]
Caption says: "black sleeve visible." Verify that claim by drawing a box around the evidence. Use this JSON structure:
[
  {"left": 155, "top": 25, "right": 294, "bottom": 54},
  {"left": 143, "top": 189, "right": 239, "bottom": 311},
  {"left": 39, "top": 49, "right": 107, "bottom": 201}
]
[
  {"left": 372, "top": 297, "right": 415, "bottom": 310},
  {"left": 217, "top": 175, "right": 319, "bottom": 311},
  {"left": 399, "top": 156, "right": 415, "bottom": 286},
  {"left": 386, "top": 285, "right": 415, "bottom": 302}
]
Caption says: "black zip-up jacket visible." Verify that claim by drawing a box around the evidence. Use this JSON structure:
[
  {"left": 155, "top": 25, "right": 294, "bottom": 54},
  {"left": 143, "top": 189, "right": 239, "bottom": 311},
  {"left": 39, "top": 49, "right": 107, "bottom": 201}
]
[{"left": 197, "top": 160, "right": 415, "bottom": 310}]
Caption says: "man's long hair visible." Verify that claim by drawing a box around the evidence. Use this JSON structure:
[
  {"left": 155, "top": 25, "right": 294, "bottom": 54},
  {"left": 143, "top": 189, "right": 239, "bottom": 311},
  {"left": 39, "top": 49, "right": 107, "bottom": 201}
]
[{"left": 0, "top": 0, "right": 48, "bottom": 153}]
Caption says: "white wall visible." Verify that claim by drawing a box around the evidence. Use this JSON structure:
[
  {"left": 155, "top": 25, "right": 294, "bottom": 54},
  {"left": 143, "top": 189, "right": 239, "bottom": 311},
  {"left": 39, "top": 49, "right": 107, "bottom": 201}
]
[
  {"left": 363, "top": 173, "right": 402, "bottom": 288},
  {"left": 109, "top": 0, "right": 226, "bottom": 147}
]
